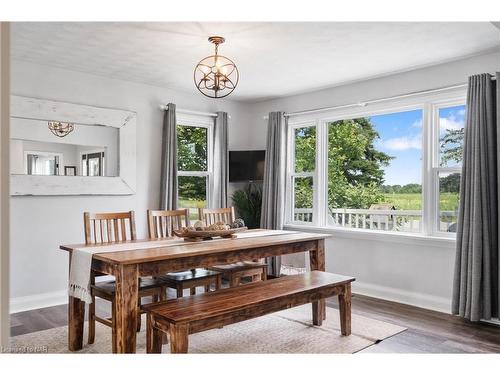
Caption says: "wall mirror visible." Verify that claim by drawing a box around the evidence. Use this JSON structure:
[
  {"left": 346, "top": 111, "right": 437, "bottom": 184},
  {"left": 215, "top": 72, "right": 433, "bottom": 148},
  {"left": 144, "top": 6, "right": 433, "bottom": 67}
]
[{"left": 10, "top": 96, "right": 136, "bottom": 195}]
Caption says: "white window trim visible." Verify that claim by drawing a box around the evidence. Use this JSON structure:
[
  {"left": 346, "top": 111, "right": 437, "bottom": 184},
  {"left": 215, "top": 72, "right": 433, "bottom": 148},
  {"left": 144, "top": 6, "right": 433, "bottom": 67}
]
[
  {"left": 176, "top": 113, "right": 214, "bottom": 209},
  {"left": 429, "top": 99, "right": 465, "bottom": 237},
  {"left": 286, "top": 120, "right": 318, "bottom": 226},
  {"left": 285, "top": 87, "right": 466, "bottom": 241}
]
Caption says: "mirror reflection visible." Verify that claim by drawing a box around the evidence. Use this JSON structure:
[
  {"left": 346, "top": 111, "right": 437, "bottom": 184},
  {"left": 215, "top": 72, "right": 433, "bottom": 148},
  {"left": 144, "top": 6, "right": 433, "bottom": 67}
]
[{"left": 10, "top": 118, "right": 119, "bottom": 177}]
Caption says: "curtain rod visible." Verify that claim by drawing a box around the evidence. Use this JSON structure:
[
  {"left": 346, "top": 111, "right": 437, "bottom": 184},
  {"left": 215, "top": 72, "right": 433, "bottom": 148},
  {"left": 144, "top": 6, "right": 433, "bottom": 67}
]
[
  {"left": 281, "top": 83, "right": 468, "bottom": 119},
  {"left": 263, "top": 74, "right": 497, "bottom": 120},
  {"left": 159, "top": 105, "right": 218, "bottom": 118}
]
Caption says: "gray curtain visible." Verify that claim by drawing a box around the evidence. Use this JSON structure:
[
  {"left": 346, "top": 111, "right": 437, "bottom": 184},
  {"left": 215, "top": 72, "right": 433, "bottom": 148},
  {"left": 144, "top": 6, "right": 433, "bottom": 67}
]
[
  {"left": 159, "top": 103, "right": 178, "bottom": 210},
  {"left": 261, "top": 112, "right": 287, "bottom": 277},
  {"left": 212, "top": 112, "right": 229, "bottom": 208},
  {"left": 452, "top": 73, "right": 499, "bottom": 322}
]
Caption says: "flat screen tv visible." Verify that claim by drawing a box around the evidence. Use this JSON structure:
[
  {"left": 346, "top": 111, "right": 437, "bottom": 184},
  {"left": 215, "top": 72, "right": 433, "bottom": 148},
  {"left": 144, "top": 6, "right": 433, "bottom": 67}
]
[{"left": 229, "top": 150, "right": 266, "bottom": 182}]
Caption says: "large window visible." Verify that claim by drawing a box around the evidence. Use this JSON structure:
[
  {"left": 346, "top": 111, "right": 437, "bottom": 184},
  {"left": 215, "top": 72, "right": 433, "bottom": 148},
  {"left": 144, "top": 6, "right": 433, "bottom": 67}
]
[
  {"left": 287, "top": 92, "right": 465, "bottom": 238},
  {"left": 176, "top": 118, "right": 213, "bottom": 219}
]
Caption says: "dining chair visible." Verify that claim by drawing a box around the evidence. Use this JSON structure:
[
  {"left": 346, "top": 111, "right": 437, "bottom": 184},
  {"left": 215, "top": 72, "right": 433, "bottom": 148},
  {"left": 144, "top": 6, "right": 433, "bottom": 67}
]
[
  {"left": 198, "top": 207, "right": 267, "bottom": 287},
  {"left": 147, "top": 209, "right": 222, "bottom": 297},
  {"left": 199, "top": 207, "right": 236, "bottom": 226},
  {"left": 85, "top": 211, "right": 171, "bottom": 347}
]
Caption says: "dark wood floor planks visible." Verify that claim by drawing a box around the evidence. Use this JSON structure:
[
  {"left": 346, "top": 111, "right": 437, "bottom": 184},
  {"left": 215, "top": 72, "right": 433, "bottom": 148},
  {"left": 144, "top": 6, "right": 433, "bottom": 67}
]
[
  {"left": 10, "top": 291, "right": 500, "bottom": 353},
  {"left": 327, "top": 294, "right": 500, "bottom": 353}
]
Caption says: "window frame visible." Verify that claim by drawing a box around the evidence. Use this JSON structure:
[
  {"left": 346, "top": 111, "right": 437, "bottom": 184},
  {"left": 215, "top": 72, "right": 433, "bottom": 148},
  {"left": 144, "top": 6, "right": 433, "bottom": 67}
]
[
  {"left": 286, "top": 120, "right": 319, "bottom": 226},
  {"left": 176, "top": 113, "right": 214, "bottom": 211},
  {"left": 285, "top": 88, "right": 466, "bottom": 239},
  {"left": 429, "top": 99, "right": 465, "bottom": 237}
]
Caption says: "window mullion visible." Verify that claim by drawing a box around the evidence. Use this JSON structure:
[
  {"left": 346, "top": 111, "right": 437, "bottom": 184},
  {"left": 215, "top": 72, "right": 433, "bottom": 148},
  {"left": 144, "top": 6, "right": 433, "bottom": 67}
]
[
  {"left": 422, "top": 103, "right": 434, "bottom": 236},
  {"left": 315, "top": 120, "right": 327, "bottom": 227}
]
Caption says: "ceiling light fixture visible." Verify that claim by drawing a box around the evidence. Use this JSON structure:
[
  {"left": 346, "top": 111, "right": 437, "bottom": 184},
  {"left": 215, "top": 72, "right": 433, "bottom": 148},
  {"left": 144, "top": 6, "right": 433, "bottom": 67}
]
[
  {"left": 48, "top": 121, "right": 75, "bottom": 137},
  {"left": 194, "top": 36, "right": 239, "bottom": 99}
]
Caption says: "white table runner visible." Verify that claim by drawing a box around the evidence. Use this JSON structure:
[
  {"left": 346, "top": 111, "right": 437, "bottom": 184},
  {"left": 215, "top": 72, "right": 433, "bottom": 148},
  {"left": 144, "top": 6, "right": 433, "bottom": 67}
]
[{"left": 68, "top": 230, "right": 296, "bottom": 303}]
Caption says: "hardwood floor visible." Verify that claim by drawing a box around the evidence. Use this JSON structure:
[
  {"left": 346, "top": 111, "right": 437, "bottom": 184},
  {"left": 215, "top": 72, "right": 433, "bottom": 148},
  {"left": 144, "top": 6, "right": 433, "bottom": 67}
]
[
  {"left": 10, "top": 291, "right": 500, "bottom": 353},
  {"left": 328, "top": 295, "right": 500, "bottom": 353}
]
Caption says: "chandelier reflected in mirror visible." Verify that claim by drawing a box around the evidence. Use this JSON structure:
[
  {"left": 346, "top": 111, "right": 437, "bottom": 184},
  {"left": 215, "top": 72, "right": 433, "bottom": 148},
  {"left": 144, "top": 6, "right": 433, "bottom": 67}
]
[
  {"left": 48, "top": 121, "right": 75, "bottom": 137},
  {"left": 194, "top": 36, "right": 239, "bottom": 99}
]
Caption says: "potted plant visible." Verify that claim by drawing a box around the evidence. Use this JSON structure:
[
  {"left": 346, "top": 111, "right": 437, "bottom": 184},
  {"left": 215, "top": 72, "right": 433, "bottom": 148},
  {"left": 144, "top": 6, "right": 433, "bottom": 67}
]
[{"left": 231, "top": 183, "right": 262, "bottom": 229}]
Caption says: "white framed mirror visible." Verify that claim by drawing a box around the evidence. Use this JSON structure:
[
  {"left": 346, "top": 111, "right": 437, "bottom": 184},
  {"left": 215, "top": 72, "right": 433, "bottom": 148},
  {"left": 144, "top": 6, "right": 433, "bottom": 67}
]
[{"left": 10, "top": 96, "right": 136, "bottom": 195}]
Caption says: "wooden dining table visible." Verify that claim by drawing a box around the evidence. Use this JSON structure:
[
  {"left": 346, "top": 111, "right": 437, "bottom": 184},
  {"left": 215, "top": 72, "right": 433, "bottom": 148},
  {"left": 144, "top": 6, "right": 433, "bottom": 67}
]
[{"left": 60, "top": 229, "right": 330, "bottom": 353}]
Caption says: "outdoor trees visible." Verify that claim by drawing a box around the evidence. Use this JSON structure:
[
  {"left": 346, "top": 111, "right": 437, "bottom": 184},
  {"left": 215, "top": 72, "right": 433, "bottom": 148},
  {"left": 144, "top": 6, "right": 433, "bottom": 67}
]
[
  {"left": 177, "top": 125, "right": 208, "bottom": 204},
  {"left": 440, "top": 128, "right": 464, "bottom": 167},
  {"left": 294, "top": 118, "right": 393, "bottom": 210},
  {"left": 439, "top": 126, "right": 464, "bottom": 194},
  {"left": 327, "top": 118, "right": 392, "bottom": 209}
]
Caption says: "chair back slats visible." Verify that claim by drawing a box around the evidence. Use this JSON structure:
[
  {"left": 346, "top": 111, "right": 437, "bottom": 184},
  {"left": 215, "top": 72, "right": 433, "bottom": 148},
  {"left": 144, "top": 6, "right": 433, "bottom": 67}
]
[
  {"left": 84, "top": 211, "right": 136, "bottom": 244},
  {"left": 147, "top": 209, "right": 190, "bottom": 239},
  {"left": 198, "top": 207, "right": 235, "bottom": 226}
]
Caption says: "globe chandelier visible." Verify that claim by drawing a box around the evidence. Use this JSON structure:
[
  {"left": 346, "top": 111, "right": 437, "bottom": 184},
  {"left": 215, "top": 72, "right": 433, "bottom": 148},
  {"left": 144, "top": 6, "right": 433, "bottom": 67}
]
[
  {"left": 194, "top": 36, "right": 239, "bottom": 99},
  {"left": 48, "top": 121, "right": 74, "bottom": 137}
]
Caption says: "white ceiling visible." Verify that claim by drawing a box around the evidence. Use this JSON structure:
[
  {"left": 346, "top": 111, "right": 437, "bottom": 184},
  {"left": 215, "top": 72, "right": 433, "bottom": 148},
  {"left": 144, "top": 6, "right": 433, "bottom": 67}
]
[{"left": 11, "top": 22, "right": 500, "bottom": 102}]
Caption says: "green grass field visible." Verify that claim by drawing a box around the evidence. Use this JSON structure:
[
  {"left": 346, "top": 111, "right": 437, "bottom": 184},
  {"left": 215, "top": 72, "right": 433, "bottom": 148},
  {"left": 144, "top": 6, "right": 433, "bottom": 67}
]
[{"left": 381, "top": 192, "right": 459, "bottom": 211}]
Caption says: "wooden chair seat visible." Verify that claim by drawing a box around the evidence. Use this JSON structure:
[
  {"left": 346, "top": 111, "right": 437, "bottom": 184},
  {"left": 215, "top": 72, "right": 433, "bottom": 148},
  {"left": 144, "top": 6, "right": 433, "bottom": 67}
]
[
  {"left": 161, "top": 269, "right": 222, "bottom": 298},
  {"left": 207, "top": 261, "right": 267, "bottom": 286},
  {"left": 145, "top": 271, "right": 355, "bottom": 353},
  {"left": 164, "top": 268, "right": 221, "bottom": 282},
  {"left": 207, "top": 261, "right": 265, "bottom": 272},
  {"left": 92, "top": 277, "right": 172, "bottom": 297}
]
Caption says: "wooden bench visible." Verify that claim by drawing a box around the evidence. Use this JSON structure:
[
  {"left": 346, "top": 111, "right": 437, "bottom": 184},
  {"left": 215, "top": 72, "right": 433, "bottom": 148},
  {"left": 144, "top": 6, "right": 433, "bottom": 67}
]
[{"left": 144, "top": 271, "right": 355, "bottom": 353}]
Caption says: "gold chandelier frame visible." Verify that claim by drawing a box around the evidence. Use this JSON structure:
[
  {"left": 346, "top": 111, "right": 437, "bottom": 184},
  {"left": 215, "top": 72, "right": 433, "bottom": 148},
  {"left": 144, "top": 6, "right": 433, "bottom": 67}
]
[{"left": 194, "top": 36, "right": 239, "bottom": 99}]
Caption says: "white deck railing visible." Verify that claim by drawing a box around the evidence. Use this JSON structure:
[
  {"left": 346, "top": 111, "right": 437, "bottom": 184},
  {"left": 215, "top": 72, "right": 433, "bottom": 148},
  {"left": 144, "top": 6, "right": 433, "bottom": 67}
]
[{"left": 293, "top": 208, "right": 457, "bottom": 232}]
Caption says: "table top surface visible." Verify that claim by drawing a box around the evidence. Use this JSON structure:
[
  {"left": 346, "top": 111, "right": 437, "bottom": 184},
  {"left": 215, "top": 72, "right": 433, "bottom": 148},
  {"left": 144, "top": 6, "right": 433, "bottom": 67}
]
[{"left": 60, "top": 229, "right": 330, "bottom": 265}]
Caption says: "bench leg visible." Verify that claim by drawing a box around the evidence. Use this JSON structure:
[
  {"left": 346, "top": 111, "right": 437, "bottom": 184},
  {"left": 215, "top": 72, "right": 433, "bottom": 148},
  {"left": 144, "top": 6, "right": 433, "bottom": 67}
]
[
  {"left": 338, "top": 283, "right": 352, "bottom": 336},
  {"left": 146, "top": 314, "right": 163, "bottom": 354},
  {"left": 170, "top": 323, "right": 189, "bottom": 354}
]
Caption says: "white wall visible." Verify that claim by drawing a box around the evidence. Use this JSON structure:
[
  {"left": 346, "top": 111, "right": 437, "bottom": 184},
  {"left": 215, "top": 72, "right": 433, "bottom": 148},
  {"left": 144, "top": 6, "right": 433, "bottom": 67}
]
[
  {"left": 9, "top": 60, "right": 251, "bottom": 311},
  {"left": 247, "top": 51, "right": 500, "bottom": 313}
]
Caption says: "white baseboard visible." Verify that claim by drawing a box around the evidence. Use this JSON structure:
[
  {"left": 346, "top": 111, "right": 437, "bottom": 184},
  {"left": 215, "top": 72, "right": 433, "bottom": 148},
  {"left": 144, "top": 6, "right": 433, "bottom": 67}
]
[
  {"left": 352, "top": 281, "right": 452, "bottom": 314},
  {"left": 10, "top": 290, "right": 67, "bottom": 314}
]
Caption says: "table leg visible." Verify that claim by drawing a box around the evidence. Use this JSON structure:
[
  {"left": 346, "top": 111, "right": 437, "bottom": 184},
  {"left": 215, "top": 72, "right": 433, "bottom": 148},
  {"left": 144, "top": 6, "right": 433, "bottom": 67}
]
[
  {"left": 309, "top": 239, "right": 326, "bottom": 325},
  {"left": 68, "top": 254, "right": 85, "bottom": 351},
  {"left": 114, "top": 264, "right": 139, "bottom": 353},
  {"left": 68, "top": 295, "right": 85, "bottom": 351},
  {"left": 338, "top": 283, "right": 352, "bottom": 336}
]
